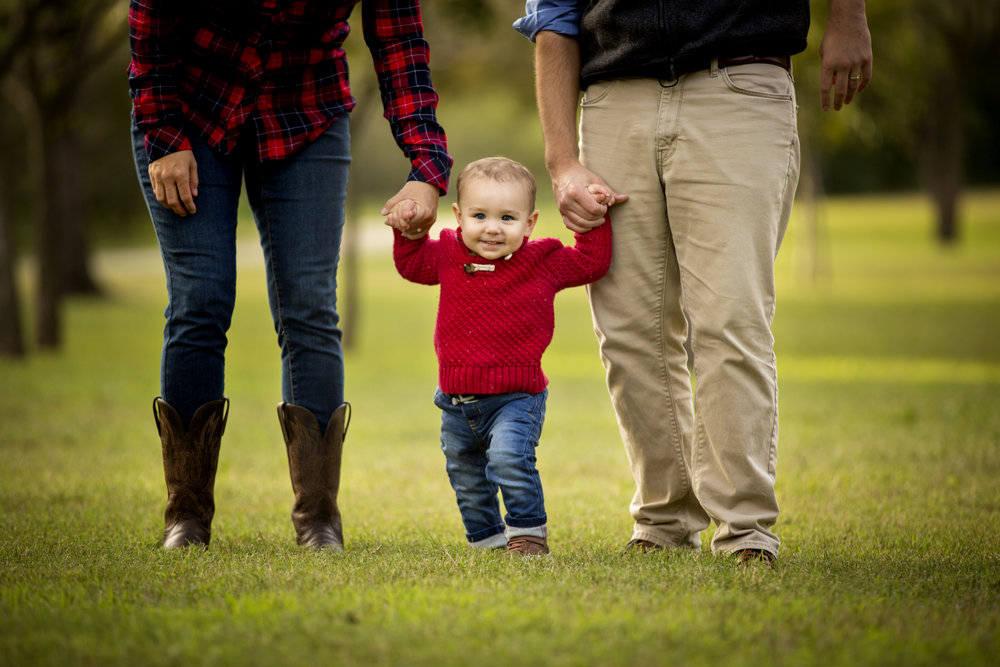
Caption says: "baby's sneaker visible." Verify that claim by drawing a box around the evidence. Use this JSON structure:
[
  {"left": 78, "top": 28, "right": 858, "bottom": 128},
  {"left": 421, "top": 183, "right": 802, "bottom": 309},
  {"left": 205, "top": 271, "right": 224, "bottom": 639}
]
[{"left": 506, "top": 535, "right": 549, "bottom": 556}]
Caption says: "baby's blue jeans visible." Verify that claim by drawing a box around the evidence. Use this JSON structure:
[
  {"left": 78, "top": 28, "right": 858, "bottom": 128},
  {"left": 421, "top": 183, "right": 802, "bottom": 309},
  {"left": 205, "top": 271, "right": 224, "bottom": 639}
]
[{"left": 434, "top": 389, "right": 549, "bottom": 545}]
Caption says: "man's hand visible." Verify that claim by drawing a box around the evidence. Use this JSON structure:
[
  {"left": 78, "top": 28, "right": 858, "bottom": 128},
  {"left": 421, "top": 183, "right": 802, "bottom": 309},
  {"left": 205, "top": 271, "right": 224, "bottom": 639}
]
[
  {"left": 819, "top": 0, "right": 873, "bottom": 111},
  {"left": 382, "top": 180, "right": 440, "bottom": 237},
  {"left": 551, "top": 160, "right": 628, "bottom": 234},
  {"left": 148, "top": 150, "right": 199, "bottom": 217}
]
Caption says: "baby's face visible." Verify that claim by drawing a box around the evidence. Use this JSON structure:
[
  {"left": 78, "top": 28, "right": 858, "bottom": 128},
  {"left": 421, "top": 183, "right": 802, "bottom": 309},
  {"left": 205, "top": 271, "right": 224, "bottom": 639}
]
[{"left": 453, "top": 178, "right": 538, "bottom": 260}]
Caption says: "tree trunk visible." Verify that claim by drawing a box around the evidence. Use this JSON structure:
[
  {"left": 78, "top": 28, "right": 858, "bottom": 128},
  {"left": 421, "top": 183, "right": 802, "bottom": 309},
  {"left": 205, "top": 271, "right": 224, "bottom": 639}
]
[
  {"left": 51, "top": 130, "right": 100, "bottom": 295},
  {"left": 796, "top": 149, "right": 828, "bottom": 282},
  {"left": 0, "top": 175, "right": 25, "bottom": 357},
  {"left": 1, "top": 76, "right": 51, "bottom": 348},
  {"left": 920, "top": 69, "right": 964, "bottom": 245},
  {"left": 35, "top": 123, "right": 63, "bottom": 348},
  {"left": 340, "top": 78, "right": 379, "bottom": 352}
]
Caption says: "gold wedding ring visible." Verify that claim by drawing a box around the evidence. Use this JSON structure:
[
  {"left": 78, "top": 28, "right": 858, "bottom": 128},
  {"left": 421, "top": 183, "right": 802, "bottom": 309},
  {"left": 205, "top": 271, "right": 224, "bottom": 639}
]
[{"left": 849, "top": 75, "right": 862, "bottom": 82}]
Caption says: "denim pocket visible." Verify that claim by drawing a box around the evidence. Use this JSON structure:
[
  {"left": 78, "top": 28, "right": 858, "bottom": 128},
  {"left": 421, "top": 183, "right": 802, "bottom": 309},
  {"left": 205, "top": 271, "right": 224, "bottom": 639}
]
[
  {"left": 721, "top": 64, "right": 794, "bottom": 101},
  {"left": 527, "top": 390, "right": 548, "bottom": 429}
]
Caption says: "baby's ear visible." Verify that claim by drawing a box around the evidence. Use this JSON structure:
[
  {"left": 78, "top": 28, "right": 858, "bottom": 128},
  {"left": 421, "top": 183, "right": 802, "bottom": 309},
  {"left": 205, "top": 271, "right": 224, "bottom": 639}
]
[
  {"left": 452, "top": 202, "right": 461, "bottom": 222},
  {"left": 526, "top": 210, "right": 539, "bottom": 235}
]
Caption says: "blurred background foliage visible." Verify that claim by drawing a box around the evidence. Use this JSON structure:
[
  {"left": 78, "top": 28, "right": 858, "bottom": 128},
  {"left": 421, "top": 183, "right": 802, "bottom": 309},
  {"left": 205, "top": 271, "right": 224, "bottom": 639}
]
[{"left": 1, "top": 0, "right": 998, "bottom": 355}]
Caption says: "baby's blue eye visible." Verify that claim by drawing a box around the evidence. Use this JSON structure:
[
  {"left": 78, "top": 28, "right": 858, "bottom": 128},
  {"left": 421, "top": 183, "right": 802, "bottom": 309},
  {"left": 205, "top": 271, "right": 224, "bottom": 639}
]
[
  {"left": 474, "top": 213, "right": 486, "bottom": 220},
  {"left": 502, "top": 215, "right": 513, "bottom": 221}
]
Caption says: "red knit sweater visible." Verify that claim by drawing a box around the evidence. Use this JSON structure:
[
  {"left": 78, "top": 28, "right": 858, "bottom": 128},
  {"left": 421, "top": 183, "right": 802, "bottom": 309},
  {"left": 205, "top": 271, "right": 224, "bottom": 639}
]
[{"left": 393, "top": 220, "right": 612, "bottom": 394}]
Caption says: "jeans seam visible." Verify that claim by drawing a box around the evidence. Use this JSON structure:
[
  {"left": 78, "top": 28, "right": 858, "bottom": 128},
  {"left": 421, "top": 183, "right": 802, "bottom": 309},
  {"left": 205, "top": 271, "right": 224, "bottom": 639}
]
[
  {"left": 661, "top": 232, "right": 693, "bottom": 500},
  {"left": 161, "top": 260, "right": 174, "bottom": 399},
  {"left": 764, "top": 96, "right": 798, "bottom": 479},
  {"left": 258, "top": 182, "right": 295, "bottom": 406},
  {"left": 655, "top": 85, "right": 691, "bottom": 500}
]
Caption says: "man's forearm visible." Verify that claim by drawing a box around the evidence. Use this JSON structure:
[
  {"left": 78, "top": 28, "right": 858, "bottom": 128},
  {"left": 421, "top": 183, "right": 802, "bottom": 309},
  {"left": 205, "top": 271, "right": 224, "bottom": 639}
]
[
  {"left": 533, "top": 30, "right": 627, "bottom": 232},
  {"left": 828, "top": 0, "right": 867, "bottom": 22},
  {"left": 534, "top": 31, "right": 583, "bottom": 175}
]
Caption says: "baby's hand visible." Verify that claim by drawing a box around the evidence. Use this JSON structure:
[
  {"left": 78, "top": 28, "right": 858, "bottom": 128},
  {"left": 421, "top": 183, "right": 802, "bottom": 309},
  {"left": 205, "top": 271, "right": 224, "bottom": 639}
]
[
  {"left": 587, "top": 184, "right": 613, "bottom": 209},
  {"left": 385, "top": 198, "right": 429, "bottom": 240}
]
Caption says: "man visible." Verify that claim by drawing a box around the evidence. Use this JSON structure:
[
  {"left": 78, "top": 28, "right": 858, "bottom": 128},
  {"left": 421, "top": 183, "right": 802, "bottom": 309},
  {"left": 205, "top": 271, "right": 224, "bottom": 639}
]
[{"left": 515, "top": 0, "right": 872, "bottom": 562}]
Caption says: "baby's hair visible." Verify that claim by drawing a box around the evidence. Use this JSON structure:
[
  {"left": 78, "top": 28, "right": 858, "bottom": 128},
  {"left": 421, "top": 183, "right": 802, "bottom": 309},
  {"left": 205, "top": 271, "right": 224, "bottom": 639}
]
[{"left": 456, "top": 157, "right": 537, "bottom": 210}]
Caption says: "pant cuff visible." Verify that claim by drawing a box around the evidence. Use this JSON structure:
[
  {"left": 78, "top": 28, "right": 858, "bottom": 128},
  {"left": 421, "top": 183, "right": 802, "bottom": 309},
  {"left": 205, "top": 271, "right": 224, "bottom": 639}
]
[
  {"left": 633, "top": 529, "right": 701, "bottom": 550},
  {"left": 466, "top": 524, "right": 506, "bottom": 544},
  {"left": 506, "top": 524, "right": 547, "bottom": 539},
  {"left": 716, "top": 540, "right": 779, "bottom": 557},
  {"left": 469, "top": 532, "right": 508, "bottom": 549}
]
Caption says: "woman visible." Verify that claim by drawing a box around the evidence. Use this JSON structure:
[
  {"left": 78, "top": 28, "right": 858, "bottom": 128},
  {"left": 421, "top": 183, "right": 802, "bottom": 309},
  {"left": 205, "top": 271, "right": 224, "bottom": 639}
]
[{"left": 129, "top": 0, "right": 450, "bottom": 550}]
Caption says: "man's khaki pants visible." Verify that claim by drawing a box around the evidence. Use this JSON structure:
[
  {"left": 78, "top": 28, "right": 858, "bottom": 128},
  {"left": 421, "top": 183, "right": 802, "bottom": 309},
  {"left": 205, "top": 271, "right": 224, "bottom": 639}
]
[{"left": 580, "top": 62, "right": 800, "bottom": 555}]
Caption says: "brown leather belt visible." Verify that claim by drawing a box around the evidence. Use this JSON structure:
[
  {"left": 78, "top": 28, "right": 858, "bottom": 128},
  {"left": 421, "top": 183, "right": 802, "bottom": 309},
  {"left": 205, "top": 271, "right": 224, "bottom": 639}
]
[
  {"left": 657, "top": 54, "right": 792, "bottom": 85},
  {"left": 716, "top": 54, "right": 791, "bottom": 71}
]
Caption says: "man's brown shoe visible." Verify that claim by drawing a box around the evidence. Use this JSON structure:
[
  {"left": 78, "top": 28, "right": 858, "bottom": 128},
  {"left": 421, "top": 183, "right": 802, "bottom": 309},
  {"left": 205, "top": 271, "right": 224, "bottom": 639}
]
[
  {"left": 507, "top": 535, "right": 549, "bottom": 555},
  {"left": 735, "top": 548, "right": 776, "bottom": 567},
  {"left": 624, "top": 538, "right": 664, "bottom": 553}
]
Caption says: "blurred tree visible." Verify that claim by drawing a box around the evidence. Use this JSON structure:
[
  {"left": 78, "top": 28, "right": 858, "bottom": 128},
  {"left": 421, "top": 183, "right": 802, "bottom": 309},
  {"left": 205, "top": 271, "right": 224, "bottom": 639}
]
[
  {"left": 799, "top": 0, "right": 1000, "bottom": 245},
  {"left": 908, "top": 1, "right": 999, "bottom": 243},
  {"left": 1, "top": 0, "right": 126, "bottom": 349},
  {"left": 0, "top": 176, "right": 24, "bottom": 357},
  {"left": 0, "top": 0, "right": 49, "bottom": 356}
]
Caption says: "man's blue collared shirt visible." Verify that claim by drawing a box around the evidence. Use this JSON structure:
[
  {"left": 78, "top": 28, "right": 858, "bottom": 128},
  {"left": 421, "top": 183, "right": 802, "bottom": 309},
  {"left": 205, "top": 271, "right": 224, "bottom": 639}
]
[{"left": 513, "top": 0, "right": 581, "bottom": 41}]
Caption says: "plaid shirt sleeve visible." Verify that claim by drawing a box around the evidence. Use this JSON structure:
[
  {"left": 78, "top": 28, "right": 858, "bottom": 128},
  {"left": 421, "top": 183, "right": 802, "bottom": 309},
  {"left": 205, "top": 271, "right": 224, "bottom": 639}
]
[
  {"left": 127, "top": 0, "right": 193, "bottom": 162},
  {"left": 362, "top": 0, "right": 452, "bottom": 194}
]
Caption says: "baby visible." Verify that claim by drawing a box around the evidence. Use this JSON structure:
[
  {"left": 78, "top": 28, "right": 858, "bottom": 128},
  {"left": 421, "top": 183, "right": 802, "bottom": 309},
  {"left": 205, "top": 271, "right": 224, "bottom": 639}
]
[{"left": 389, "top": 157, "right": 612, "bottom": 555}]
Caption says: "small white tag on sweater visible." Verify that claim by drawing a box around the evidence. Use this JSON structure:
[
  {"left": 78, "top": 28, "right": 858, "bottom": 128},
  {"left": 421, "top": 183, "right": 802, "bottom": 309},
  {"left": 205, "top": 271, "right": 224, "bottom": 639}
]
[{"left": 464, "top": 262, "right": 495, "bottom": 274}]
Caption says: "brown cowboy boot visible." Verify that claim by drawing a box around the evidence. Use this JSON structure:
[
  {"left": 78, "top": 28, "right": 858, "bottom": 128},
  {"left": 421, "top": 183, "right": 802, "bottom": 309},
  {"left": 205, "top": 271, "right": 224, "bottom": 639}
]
[
  {"left": 153, "top": 397, "right": 228, "bottom": 549},
  {"left": 277, "top": 402, "right": 350, "bottom": 550}
]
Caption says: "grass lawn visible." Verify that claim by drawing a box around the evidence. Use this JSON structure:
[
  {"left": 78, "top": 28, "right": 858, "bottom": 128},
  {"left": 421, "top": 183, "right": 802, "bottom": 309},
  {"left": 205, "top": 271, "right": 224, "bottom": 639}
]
[{"left": 1, "top": 190, "right": 998, "bottom": 666}]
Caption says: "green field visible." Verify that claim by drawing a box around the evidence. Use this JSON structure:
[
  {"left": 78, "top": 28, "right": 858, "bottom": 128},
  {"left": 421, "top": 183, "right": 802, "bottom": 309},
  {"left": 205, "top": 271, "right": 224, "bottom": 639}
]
[{"left": 2, "top": 191, "right": 998, "bottom": 666}]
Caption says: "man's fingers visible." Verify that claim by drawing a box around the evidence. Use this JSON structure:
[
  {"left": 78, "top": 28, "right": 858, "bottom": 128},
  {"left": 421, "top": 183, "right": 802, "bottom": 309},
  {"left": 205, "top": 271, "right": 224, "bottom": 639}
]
[
  {"left": 819, "top": 70, "right": 834, "bottom": 111},
  {"left": 843, "top": 77, "right": 858, "bottom": 106},
  {"left": 834, "top": 71, "right": 849, "bottom": 110},
  {"left": 557, "top": 186, "right": 605, "bottom": 222},
  {"left": 857, "top": 64, "right": 872, "bottom": 92},
  {"left": 561, "top": 215, "right": 589, "bottom": 234},
  {"left": 560, "top": 207, "right": 606, "bottom": 234},
  {"left": 821, "top": 69, "right": 851, "bottom": 111}
]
